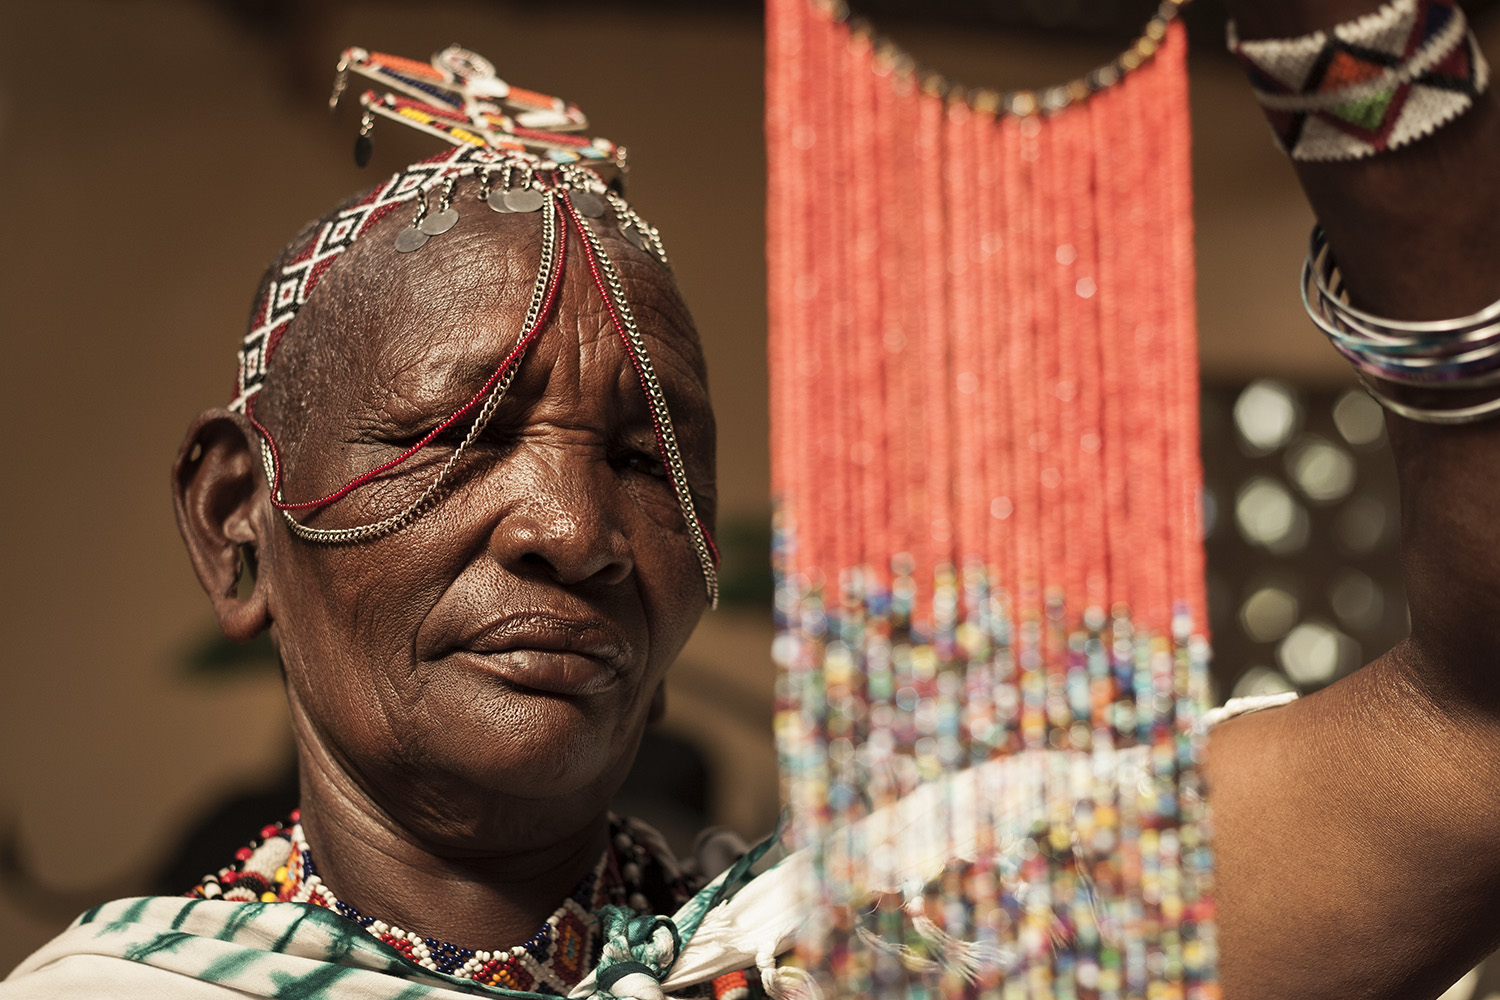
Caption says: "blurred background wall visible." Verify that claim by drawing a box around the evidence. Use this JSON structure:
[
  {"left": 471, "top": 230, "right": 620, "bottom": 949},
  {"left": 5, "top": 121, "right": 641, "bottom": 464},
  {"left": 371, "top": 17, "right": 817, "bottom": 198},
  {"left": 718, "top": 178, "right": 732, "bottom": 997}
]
[{"left": 3, "top": 0, "right": 1496, "bottom": 983}]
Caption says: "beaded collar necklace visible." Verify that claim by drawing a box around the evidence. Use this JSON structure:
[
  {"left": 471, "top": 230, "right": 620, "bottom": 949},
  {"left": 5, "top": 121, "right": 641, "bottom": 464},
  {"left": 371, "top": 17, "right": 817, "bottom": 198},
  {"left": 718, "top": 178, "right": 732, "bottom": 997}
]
[
  {"left": 188, "top": 812, "right": 693, "bottom": 995},
  {"left": 283, "top": 824, "right": 624, "bottom": 991}
]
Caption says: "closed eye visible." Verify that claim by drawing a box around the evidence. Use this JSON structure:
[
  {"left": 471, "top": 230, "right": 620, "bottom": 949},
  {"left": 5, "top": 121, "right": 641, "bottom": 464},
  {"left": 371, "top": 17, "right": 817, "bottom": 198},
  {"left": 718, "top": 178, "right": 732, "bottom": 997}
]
[
  {"left": 363, "top": 423, "right": 462, "bottom": 450},
  {"left": 611, "top": 442, "right": 716, "bottom": 515},
  {"left": 612, "top": 446, "right": 670, "bottom": 480},
  {"left": 361, "top": 409, "right": 513, "bottom": 458}
]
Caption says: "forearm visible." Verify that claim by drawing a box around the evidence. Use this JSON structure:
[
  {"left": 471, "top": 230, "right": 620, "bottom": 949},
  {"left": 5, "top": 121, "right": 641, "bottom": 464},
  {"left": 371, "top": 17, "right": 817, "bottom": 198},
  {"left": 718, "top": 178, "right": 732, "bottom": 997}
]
[
  {"left": 1219, "top": 2, "right": 1500, "bottom": 668},
  {"left": 1207, "top": 1, "right": 1500, "bottom": 996}
]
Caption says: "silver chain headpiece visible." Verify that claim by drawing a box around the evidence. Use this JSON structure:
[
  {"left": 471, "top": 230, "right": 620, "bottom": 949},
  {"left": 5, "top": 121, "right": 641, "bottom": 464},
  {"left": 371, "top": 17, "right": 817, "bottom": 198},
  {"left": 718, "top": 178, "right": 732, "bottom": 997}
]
[{"left": 243, "top": 47, "right": 718, "bottom": 606}]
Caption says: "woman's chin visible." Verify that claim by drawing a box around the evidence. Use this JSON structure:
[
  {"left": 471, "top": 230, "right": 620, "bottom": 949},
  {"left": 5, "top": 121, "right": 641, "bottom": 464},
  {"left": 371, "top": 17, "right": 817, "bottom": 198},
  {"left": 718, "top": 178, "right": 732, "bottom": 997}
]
[{"left": 396, "top": 693, "right": 640, "bottom": 807}]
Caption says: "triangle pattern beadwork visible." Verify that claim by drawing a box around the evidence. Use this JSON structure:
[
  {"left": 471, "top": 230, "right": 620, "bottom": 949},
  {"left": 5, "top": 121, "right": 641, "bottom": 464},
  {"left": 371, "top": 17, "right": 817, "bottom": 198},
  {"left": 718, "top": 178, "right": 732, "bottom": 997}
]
[{"left": 1231, "top": 0, "right": 1490, "bottom": 160}]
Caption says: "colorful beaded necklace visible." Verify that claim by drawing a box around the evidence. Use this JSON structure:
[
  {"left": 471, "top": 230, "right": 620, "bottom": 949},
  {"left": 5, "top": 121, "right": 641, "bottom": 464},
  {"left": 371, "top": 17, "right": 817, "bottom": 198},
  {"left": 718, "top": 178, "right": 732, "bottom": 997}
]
[{"left": 188, "top": 811, "right": 694, "bottom": 996}]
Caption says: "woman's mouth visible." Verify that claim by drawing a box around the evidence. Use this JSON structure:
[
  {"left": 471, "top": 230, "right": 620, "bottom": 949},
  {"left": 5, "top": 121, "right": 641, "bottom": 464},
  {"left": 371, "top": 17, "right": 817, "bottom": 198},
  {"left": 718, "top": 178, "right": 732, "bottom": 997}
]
[{"left": 452, "top": 615, "right": 629, "bottom": 696}]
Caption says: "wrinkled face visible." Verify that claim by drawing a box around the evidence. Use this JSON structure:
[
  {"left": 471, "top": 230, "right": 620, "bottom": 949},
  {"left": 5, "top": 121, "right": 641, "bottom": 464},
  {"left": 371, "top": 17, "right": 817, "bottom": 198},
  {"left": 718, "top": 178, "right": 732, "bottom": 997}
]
[{"left": 254, "top": 201, "right": 715, "bottom": 847}]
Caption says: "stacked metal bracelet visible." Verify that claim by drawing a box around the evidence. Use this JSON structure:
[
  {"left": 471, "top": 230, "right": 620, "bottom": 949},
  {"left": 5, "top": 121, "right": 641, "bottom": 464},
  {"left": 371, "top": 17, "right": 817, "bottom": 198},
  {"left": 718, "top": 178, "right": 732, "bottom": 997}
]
[{"left": 1302, "top": 227, "right": 1500, "bottom": 423}]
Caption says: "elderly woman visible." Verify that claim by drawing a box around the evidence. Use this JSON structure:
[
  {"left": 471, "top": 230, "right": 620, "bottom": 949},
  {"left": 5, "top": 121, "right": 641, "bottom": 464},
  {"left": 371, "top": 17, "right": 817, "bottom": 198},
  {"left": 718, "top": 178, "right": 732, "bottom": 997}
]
[
  {"left": 4, "top": 137, "right": 728, "bottom": 995},
  {"left": 6, "top": 0, "right": 1500, "bottom": 992}
]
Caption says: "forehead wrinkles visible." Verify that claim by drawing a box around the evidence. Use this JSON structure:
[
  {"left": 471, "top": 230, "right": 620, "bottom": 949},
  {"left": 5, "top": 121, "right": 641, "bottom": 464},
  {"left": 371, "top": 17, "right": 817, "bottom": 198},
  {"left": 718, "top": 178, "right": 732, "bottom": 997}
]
[
  {"left": 260, "top": 204, "right": 710, "bottom": 445},
  {"left": 364, "top": 222, "right": 709, "bottom": 419},
  {"left": 359, "top": 232, "right": 542, "bottom": 417},
  {"left": 359, "top": 222, "right": 540, "bottom": 371},
  {"left": 606, "top": 242, "right": 708, "bottom": 389},
  {"left": 269, "top": 217, "right": 539, "bottom": 425}
]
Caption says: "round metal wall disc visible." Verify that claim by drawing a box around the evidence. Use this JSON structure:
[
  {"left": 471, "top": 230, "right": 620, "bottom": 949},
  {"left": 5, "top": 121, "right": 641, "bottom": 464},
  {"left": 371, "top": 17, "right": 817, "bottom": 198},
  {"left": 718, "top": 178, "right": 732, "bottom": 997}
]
[
  {"left": 487, "top": 190, "right": 514, "bottom": 213},
  {"left": 571, "top": 191, "right": 606, "bottom": 218},
  {"left": 394, "top": 227, "right": 429, "bottom": 253},
  {"left": 419, "top": 207, "right": 459, "bottom": 235},
  {"left": 504, "top": 189, "right": 546, "bottom": 213}
]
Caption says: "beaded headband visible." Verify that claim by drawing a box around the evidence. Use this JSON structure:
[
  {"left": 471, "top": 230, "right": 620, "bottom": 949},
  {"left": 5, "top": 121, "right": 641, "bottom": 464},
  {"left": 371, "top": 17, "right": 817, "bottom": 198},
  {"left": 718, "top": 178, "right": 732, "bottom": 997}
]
[{"left": 237, "top": 46, "right": 719, "bottom": 606}]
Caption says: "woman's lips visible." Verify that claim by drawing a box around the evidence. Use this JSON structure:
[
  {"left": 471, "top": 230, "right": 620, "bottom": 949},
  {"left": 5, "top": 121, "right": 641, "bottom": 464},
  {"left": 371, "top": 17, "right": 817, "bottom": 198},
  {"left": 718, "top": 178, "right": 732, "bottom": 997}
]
[{"left": 452, "top": 615, "right": 628, "bottom": 697}]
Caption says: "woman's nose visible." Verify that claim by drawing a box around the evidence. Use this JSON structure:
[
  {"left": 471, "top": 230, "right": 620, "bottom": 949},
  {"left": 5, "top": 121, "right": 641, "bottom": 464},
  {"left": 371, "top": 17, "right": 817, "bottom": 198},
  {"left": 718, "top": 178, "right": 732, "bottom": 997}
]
[{"left": 485, "top": 455, "right": 634, "bottom": 588}]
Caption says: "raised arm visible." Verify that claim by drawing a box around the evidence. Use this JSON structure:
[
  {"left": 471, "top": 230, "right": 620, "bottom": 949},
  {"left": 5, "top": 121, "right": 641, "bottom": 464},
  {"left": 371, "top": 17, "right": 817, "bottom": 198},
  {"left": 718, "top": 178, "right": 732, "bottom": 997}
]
[{"left": 1204, "top": 1, "right": 1500, "bottom": 996}]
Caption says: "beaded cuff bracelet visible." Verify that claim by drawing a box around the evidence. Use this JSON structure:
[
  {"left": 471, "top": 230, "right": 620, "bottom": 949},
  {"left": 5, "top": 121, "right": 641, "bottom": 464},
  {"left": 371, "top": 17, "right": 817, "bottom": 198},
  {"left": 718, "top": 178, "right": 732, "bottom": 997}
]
[
  {"left": 1302, "top": 226, "right": 1500, "bottom": 423},
  {"left": 1229, "top": 0, "right": 1490, "bottom": 161}
]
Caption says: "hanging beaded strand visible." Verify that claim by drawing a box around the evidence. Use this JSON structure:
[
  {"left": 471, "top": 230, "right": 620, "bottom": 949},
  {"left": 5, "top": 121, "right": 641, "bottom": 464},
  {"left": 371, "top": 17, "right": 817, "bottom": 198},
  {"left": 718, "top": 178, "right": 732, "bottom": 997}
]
[{"left": 767, "top": 0, "right": 1213, "bottom": 996}]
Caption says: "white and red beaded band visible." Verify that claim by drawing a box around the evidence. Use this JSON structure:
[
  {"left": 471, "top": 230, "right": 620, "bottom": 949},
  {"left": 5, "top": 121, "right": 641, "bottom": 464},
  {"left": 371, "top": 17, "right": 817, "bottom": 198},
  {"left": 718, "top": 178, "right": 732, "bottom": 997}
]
[{"left": 1229, "top": 0, "right": 1490, "bottom": 161}]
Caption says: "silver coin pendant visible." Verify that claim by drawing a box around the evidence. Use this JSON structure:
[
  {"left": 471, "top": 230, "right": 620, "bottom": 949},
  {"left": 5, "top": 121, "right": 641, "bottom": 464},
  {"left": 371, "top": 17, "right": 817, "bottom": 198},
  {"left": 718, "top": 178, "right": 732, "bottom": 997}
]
[
  {"left": 571, "top": 191, "right": 606, "bottom": 218},
  {"left": 504, "top": 189, "right": 546, "bottom": 213},
  {"left": 394, "top": 227, "right": 430, "bottom": 253},
  {"left": 419, "top": 207, "right": 459, "bottom": 235}
]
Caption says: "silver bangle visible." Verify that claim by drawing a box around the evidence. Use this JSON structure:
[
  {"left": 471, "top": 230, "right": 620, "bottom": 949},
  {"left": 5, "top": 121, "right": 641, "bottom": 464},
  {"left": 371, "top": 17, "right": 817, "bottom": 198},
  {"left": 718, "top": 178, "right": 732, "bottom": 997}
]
[
  {"left": 1302, "top": 226, "right": 1500, "bottom": 424},
  {"left": 1352, "top": 371, "right": 1500, "bottom": 425}
]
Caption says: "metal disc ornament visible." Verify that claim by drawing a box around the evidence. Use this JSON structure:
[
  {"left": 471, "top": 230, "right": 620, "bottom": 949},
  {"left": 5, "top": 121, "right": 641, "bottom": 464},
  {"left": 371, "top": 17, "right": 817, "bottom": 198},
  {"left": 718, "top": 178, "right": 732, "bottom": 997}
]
[
  {"left": 394, "top": 227, "right": 430, "bottom": 253},
  {"left": 571, "top": 191, "right": 607, "bottom": 218},
  {"left": 622, "top": 224, "right": 648, "bottom": 250},
  {"left": 354, "top": 132, "right": 373, "bottom": 168},
  {"left": 419, "top": 207, "right": 460, "bottom": 235},
  {"left": 504, "top": 189, "right": 546, "bottom": 213},
  {"left": 488, "top": 190, "right": 515, "bottom": 213}
]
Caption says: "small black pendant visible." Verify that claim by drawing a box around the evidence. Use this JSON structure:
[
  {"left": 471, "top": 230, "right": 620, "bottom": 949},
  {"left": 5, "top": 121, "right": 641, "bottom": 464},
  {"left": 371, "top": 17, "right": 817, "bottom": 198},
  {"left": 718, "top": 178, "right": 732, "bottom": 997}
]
[{"left": 354, "top": 133, "right": 373, "bottom": 168}]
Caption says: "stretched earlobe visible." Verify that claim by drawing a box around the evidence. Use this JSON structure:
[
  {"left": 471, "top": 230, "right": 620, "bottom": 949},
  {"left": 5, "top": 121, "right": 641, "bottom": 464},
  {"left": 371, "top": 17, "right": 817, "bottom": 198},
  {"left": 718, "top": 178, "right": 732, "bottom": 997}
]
[{"left": 172, "top": 409, "right": 272, "bottom": 643}]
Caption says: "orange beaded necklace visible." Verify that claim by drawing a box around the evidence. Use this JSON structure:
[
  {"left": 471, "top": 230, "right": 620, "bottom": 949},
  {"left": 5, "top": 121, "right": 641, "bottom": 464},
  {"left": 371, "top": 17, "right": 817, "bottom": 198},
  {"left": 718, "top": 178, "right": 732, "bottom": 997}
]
[{"left": 767, "top": 2, "right": 1214, "bottom": 995}]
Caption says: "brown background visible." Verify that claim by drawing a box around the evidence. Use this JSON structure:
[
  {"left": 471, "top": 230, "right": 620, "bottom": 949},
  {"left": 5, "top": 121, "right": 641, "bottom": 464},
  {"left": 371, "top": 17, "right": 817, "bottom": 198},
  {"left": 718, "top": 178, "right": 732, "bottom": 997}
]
[{"left": 4, "top": 0, "right": 1475, "bottom": 976}]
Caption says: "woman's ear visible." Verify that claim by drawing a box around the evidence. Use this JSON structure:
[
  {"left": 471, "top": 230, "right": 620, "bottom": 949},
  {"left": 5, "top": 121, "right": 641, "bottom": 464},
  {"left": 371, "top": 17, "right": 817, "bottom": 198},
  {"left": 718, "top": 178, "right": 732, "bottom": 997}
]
[{"left": 172, "top": 409, "right": 272, "bottom": 643}]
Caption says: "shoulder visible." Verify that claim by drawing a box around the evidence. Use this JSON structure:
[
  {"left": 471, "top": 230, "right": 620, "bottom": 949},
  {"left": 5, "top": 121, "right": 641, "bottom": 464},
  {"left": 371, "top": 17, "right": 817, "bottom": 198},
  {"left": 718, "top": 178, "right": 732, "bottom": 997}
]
[{"left": 1201, "top": 691, "right": 1299, "bottom": 731}]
